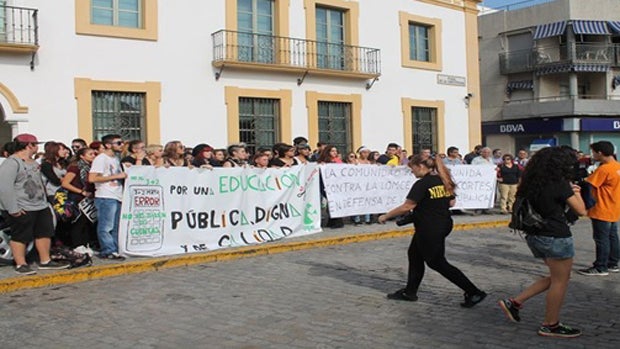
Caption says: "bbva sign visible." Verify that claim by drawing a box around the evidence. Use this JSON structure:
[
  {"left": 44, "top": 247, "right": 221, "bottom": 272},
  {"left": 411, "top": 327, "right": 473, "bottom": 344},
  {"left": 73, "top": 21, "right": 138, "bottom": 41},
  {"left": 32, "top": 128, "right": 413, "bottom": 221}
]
[{"left": 500, "top": 124, "right": 525, "bottom": 133}]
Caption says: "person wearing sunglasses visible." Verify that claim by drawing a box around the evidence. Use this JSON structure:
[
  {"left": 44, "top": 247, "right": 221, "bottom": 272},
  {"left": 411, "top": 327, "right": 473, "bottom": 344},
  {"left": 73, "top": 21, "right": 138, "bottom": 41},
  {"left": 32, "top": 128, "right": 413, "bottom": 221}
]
[
  {"left": 163, "top": 141, "right": 189, "bottom": 167},
  {"left": 71, "top": 138, "right": 87, "bottom": 153},
  {"left": 88, "top": 134, "right": 127, "bottom": 260}
]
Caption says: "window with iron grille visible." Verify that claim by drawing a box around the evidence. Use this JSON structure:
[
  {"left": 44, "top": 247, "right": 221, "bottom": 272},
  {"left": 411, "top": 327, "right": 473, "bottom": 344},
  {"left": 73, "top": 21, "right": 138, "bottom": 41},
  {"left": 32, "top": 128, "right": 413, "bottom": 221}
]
[
  {"left": 409, "top": 22, "right": 430, "bottom": 62},
  {"left": 239, "top": 97, "right": 279, "bottom": 155},
  {"left": 411, "top": 107, "right": 437, "bottom": 154},
  {"left": 318, "top": 101, "right": 351, "bottom": 154},
  {"left": 92, "top": 91, "right": 146, "bottom": 142},
  {"left": 91, "top": 0, "right": 142, "bottom": 28}
]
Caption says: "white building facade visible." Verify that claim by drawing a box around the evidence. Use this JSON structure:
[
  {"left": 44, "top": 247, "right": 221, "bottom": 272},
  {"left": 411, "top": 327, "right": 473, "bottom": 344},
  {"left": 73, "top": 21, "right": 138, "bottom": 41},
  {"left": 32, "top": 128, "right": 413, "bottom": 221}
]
[{"left": 1, "top": 0, "right": 482, "bottom": 155}]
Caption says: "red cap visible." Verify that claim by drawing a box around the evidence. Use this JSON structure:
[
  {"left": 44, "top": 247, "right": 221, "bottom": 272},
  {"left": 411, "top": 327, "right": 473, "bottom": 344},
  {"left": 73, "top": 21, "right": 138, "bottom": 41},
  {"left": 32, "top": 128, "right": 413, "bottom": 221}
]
[{"left": 13, "top": 133, "right": 41, "bottom": 144}]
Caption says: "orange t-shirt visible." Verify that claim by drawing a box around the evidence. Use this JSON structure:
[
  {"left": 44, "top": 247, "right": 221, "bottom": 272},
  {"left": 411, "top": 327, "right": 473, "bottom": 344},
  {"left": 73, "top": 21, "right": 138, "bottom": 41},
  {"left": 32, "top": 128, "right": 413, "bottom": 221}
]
[{"left": 587, "top": 160, "right": 620, "bottom": 222}]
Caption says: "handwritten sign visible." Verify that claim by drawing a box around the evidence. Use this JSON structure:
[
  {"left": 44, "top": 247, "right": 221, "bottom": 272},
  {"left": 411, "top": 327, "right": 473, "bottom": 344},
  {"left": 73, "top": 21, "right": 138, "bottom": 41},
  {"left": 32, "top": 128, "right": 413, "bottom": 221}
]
[
  {"left": 118, "top": 165, "right": 322, "bottom": 257},
  {"left": 448, "top": 165, "right": 497, "bottom": 209},
  {"left": 320, "top": 164, "right": 497, "bottom": 217}
]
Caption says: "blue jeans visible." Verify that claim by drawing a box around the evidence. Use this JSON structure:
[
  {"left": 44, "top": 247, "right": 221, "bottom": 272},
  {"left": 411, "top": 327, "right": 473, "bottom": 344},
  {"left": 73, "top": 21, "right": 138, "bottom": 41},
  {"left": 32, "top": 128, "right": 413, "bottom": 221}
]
[
  {"left": 95, "top": 198, "right": 121, "bottom": 256},
  {"left": 592, "top": 218, "right": 620, "bottom": 271},
  {"left": 526, "top": 235, "right": 574, "bottom": 259}
]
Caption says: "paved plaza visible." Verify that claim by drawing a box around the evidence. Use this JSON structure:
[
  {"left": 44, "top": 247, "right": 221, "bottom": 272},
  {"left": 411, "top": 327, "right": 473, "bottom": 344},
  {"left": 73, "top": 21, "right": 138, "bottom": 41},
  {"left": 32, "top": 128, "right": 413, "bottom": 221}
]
[{"left": 0, "top": 218, "right": 619, "bottom": 348}]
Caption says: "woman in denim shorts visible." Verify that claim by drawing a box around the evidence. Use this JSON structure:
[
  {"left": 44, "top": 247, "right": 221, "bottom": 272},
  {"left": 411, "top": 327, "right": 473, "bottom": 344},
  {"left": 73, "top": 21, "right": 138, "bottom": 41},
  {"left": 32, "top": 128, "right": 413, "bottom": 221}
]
[{"left": 498, "top": 147, "right": 587, "bottom": 338}]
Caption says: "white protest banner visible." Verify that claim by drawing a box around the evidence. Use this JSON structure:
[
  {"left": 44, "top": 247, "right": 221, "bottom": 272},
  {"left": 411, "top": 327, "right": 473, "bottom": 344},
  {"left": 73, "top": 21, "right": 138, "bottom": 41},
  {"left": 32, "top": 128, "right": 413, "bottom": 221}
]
[
  {"left": 449, "top": 165, "right": 497, "bottom": 209},
  {"left": 320, "top": 164, "right": 497, "bottom": 217},
  {"left": 118, "top": 164, "right": 322, "bottom": 257},
  {"left": 320, "top": 164, "right": 416, "bottom": 218}
]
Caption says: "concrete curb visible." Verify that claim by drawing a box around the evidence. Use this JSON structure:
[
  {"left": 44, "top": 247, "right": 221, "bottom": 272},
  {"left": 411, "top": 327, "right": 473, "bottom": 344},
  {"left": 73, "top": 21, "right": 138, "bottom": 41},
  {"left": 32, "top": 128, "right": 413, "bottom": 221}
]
[{"left": 0, "top": 219, "right": 509, "bottom": 294}]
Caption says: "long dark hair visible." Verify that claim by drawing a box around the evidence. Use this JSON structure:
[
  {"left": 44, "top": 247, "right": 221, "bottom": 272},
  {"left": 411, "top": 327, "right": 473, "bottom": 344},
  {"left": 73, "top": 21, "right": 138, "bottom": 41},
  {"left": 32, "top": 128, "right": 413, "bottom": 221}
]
[
  {"left": 408, "top": 154, "right": 456, "bottom": 195},
  {"left": 317, "top": 145, "right": 337, "bottom": 164},
  {"left": 517, "top": 147, "right": 577, "bottom": 198}
]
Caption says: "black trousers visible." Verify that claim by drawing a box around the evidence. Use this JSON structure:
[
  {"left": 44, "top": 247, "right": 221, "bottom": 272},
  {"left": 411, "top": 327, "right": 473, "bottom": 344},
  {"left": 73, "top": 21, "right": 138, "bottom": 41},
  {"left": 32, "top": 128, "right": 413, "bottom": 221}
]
[
  {"left": 67, "top": 214, "right": 95, "bottom": 248},
  {"left": 405, "top": 224, "right": 479, "bottom": 295}
]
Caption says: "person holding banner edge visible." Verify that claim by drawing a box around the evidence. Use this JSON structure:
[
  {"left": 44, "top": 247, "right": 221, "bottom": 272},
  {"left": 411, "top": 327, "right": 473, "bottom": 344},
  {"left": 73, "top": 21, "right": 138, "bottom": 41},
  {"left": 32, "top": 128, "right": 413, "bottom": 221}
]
[{"left": 378, "top": 154, "right": 487, "bottom": 307}]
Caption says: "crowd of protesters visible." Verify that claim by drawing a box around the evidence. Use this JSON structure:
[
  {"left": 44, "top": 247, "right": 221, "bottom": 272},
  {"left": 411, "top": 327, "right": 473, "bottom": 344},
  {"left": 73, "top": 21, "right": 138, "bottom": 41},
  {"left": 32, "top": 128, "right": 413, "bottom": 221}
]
[
  {"left": 0, "top": 134, "right": 604, "bottom": 264},
  {"left": 1, "top": 132, "right": 619, "bottom": 339}
]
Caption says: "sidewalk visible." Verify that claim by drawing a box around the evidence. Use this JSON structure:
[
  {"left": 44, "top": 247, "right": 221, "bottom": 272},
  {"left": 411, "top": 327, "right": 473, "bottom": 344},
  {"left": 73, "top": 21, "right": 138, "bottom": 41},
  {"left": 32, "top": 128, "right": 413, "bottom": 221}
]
[{"left": 0, "top": 212, "right": 510, "bottom": 294}]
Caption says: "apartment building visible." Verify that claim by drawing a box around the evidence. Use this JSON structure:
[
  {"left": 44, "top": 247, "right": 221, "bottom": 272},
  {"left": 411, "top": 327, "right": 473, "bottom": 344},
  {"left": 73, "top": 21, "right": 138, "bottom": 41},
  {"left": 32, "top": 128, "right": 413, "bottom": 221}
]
[
  {"left": 479, "top": 0, "right": 620, "bottom": 154},
  {"left": 1, "top": 0, "right": 481, "bottom": 155}
]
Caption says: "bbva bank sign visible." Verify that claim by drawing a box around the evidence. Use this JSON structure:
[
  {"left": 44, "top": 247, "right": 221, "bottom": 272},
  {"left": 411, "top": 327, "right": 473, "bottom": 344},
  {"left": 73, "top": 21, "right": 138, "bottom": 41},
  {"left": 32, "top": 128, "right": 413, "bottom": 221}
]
[{"left": 500, "top": 124, "right": 525, "bottom": 133}]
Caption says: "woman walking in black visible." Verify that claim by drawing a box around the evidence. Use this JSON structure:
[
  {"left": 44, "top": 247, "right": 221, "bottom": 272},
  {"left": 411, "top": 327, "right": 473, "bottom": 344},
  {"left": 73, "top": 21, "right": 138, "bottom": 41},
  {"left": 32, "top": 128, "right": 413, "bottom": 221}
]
[{"left": 378, "top": 154, "right": 486, "bottom": 307}]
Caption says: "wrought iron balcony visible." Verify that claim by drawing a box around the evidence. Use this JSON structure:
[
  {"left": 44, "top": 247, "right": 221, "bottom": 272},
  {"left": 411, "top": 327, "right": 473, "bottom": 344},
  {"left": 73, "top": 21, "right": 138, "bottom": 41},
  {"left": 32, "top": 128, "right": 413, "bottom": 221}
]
[
  {"left": 212, "top": 30, "right": 381, "bottom": 79},
  {"left": 0, "top": 4, "right": 38, "bottom": 52},
  {"left": 499, "top": 49, "right": 536, "bottom": 74},
  {"left": 503, "top": 95, "right": 620, "bottom": 119},
  {"left": 500, "top": 43, "right": 618, "bottom": 74}
]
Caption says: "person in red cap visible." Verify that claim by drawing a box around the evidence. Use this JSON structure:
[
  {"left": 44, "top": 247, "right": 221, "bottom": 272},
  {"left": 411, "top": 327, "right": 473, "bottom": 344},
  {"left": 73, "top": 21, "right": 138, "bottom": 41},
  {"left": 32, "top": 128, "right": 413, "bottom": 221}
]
[{"left": 0, "top": 134, "right": 70, "bottom": 275}]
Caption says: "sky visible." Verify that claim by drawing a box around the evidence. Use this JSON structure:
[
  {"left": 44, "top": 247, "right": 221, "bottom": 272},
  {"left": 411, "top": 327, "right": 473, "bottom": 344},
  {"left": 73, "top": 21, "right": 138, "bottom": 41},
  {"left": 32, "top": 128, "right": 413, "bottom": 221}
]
[{"left": 480, "top": 0, "right": 554, "bottom": 10}]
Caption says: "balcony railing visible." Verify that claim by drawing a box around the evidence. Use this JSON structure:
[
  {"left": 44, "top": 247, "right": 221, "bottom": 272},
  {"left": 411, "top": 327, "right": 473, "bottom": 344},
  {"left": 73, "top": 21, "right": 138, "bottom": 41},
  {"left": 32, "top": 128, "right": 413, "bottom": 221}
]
[
  {"left": 500, "top": 43, "right": 620, "bottom": 73},
  {"left": 503, "top": 95, "right": 620, "bottom": 119},
  {"left": 212, "top": 30, "right": 381, "bottom": 78},
  {"left": 0, "top": 5, "right": 38, "bottom": 51},
  {"left": 506, "top": 95, "right": 620, "bottom": 104},
  {"left": 499, "top": 49, "right": 536, "bottom": 74}
]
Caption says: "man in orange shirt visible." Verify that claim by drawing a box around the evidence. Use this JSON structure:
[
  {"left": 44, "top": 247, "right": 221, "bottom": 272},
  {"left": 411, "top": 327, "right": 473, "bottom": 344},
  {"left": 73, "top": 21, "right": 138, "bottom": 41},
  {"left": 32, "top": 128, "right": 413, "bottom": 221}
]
[{"left": 578, "top": 141, "right": 620, "bottom": 276}]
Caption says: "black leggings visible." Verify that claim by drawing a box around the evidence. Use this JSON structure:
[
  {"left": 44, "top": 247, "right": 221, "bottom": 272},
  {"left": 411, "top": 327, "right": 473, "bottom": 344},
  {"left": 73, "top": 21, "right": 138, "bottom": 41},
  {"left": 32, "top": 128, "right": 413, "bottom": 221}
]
[{"left": 405, "top": 227, "right": 479, "bottom": 295}]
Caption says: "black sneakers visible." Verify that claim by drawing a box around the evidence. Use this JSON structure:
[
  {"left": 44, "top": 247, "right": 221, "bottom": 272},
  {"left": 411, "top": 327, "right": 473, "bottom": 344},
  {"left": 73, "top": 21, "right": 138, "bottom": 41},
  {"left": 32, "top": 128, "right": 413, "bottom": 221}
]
[
  {"left": 538, "top": 323, "right": 582, "bottom": 338},
  {"left": 14, "top": 264, "right": 36, "bottom": 275},
  {"left": 460, "top": 290, "right": 487, "bottom": 308},
  {"left": 37, "top": 260, "right": 70, "bottom": 270},
  {"left": 498, "top": 299, "right": 521, "bottom": 322},
  {"left": 387, "top": 288, "right": 418, "bottom": 302}
]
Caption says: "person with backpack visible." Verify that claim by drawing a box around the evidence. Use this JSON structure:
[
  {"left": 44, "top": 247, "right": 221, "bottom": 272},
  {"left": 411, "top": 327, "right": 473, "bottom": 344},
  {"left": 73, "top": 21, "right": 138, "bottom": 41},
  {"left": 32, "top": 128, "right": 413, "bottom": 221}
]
[
  {"left": 378, "top": 154, "right": 487, "bottom": 307},
  {"left": 0, "top": 134, "right": 70, "bottom": 275},
  {"left": 499, "top": 147, "right": 587, "bottom": 338}
]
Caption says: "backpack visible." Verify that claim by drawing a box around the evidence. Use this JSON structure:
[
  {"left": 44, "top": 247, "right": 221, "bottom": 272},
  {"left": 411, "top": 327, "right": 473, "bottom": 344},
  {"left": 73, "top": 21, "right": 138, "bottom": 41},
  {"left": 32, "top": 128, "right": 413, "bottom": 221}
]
[
  {"left": 509, "top": 196, "right": 546, "bottom": 233},
  {"left": 50, "top": 246, "right": 92, "bottom": 269}
]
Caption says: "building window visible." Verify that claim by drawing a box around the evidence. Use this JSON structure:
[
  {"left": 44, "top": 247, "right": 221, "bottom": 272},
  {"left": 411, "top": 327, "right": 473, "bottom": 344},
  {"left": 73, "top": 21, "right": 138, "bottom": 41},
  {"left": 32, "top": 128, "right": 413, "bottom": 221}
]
[
  {"left": 411, "top": 107, "right": 437, "bottom": 154},
  {"left": 318, "top": 101, "right": 351, "bottom": 153},
  {"left": 237, "top": 0, "right": 275, "bottom": 63},
  {"left": 75, "top": 0, "right": 157, "bottom": 41},
  {"left": 0, "top": 1, "right": 6, "bottom": 42},
  {"left": 92, "top": 91, "right": 145, "bottom": 141},
  {"left": 238, "top": 97, "right": 279, "bottom": 154},
  {"left": 409, "top": 23, "right": 430, "bottom": 62},
  {"left": 399, "top": 12, "right": 442, "bottom": 71},
  {"left": 91, "top": 0, "right": 142, "bottom": 28},
  {"left": 316, "top": 6, "right": 345, "bottom": 70}
]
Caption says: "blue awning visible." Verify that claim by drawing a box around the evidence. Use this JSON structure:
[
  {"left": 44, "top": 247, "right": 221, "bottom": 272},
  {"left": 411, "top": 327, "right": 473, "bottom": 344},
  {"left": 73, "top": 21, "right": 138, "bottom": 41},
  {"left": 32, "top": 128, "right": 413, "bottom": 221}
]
[
  {"left": 536, "top": 63, "right": 609, "bottom": 75},
  {"left": 572, "top": 20, "right": 610, "bottom": 35},
  {"left": 572, "top": 63, "right": 609, "bottom": 72},
  {"left": 533, "top": 21, "right": 567, "bottom": 40},
  {"left": 536, "top": 63, "right": 571, "bottom": 75},
  {"left": 608, "top": 21, "right": 620, "bottom": 34},
  {"left": 506, "top": 80, "right": 534, "bottom": 94}
]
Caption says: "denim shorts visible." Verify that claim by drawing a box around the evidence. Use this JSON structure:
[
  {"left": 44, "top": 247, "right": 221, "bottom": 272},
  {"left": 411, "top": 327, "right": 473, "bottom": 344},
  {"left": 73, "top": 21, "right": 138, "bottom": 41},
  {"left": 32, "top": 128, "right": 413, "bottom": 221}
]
[{"left": 526, "top": 235, "right": 574, "bottom": 259}]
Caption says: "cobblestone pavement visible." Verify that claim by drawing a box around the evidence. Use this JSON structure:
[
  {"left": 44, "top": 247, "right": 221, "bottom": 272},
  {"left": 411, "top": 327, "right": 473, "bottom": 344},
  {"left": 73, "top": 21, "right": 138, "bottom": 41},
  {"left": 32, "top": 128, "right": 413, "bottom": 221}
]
[{"left": 1, "top": 219, "right": 619, "bottom": 348}]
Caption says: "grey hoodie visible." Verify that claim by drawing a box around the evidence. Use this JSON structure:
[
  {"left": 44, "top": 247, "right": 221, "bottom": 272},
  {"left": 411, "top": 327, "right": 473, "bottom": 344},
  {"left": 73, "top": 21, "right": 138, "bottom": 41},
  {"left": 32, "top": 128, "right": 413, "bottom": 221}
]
[{"left": 0, "top": 156, "right": 48, "bottom": 214}]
